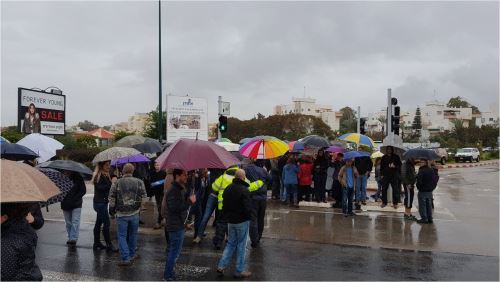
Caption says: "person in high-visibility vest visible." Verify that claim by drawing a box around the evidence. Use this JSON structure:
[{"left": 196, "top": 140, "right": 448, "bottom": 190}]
[{"left": 212, "top": 166, "right": 263, "bottom": 249}]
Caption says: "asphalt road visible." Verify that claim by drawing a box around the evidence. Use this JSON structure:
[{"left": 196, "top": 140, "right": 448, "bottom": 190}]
[{"left": 36, "top": 164, "right": 499, "bottom": 281}]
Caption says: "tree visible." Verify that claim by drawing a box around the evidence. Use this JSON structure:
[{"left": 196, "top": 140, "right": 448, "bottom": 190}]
[
  {"left": 77, "top": 120, "right": 100, "bottom": 131},
  {"left": 55, "top": 134, "right": 82, "bottom": 150},
  {"left": 143, "top": 107, "right": 166, "bottom": 140},
  {"left": 114, "top": 131, "right": 135, "bottom": 141},
  {"left": 412, "top": 106, "right": 422, "bottom": 138},
  {"left": 75, "top": 135, "right": 97, "bottom": 148},
  {"left": 447, "top": 96, "right": 480, "bottom": 114},
  {"left": 339, "top": 107, "right": 357, "bottom": 134},
  {"left": 0, "top": 126, "right": 24, "bottom": 142}
]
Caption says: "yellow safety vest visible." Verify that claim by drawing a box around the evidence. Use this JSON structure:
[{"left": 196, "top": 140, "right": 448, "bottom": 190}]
[{"left": 212, "top": 167, "right": 264, "bottom": 210}]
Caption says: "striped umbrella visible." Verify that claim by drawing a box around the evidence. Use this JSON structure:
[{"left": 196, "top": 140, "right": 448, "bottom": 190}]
[
  {"left": 239, "top": 136, "right": 288, "bottom": 159},
  {"left": 338, "top": 133, "right": 375, "bottom": 148}
]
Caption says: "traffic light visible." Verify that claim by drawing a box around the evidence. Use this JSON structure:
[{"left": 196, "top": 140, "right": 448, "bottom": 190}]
[
  {"left": 360, "top": 118, "right": 366, "bottom": 135},
  {"left": 392, "top": 106, "right": 400, "bottom": 135},
  {"left": 218, "top": 115, "right": 228, "bottom": 133}
]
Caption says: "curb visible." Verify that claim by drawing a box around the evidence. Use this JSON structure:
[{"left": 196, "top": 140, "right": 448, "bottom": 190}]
[{"left": 437, "top": 160, "right": 499, "bottom": 170}]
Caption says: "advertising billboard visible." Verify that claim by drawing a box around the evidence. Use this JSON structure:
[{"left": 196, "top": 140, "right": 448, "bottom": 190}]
[
  {"left": 166, "top": 95, "right": 208, "bottom": 143},
  {"left": 18, "top": 88, "right": 66, "bottom": 135}
]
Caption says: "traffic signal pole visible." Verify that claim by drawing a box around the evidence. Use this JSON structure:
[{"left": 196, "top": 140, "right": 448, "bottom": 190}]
[
  {"left": 387, "top": 88, "right": 392, "bottom": 137},
  {"left": 217, "top": 96, "right": 222, "bottom": 140},
  {"left": 357, "top": 106, "right": 361, "bottom": 134}
]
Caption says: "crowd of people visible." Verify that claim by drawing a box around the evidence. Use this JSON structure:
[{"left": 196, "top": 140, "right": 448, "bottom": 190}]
[{"left": 1, "top": 145, "right": 440, "bottom": 281}]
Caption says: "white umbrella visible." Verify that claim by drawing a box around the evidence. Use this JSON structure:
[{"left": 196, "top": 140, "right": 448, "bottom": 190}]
[
  {"left": 380, "top": 134, "right": 407, "bottom": 158},
  {"left": 215, "top": 141, "right": 240, "bottom": 152},
  {"left": 17, "top": 133, "right": 64, "bottom": 163},
  {"left": 92, "top": 147, "right": 141, "bottom": 164}
]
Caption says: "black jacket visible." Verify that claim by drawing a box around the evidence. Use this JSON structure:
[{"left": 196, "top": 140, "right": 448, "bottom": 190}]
[
  {"left": 93, "top": 174, "right": 112, "bottom": 203},
  {"left": 61, "top": 174, "right": 87, "bottom": 211},
  {"left": 222, "top": 178, "right": 253, "bottom": 224},
  {"left": 355, "top": 156, "right": 373, "bottom": 175},
  {"left": 416, "top": 166, "right": 436, "bottom": 192},
  {"left": 29, "top": 204, "right": 44, "bottom": 230},
  {"left": 245, "top": 164, "right": 272, "bottom": 200},
  {"left": 314, "top": 155, "right": 330, "bottom": 176},
  {"left": 1, "top": 219, "right": 43, "bottom": 281},
  {"left": 165, "top": 181, "right": 191, "bottom": 232},
  {"left": 380, "top": 154, "right": 402, "bottom": 179}
]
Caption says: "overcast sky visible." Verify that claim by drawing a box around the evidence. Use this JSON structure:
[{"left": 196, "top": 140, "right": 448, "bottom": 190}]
[{"left": 1, "top": 1, "right": 499, "bottom": 127}]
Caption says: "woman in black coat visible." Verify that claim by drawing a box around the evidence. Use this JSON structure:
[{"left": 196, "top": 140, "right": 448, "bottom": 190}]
[
  {"left": 61, "top": 172, "right": 87, "bottom": 246},
  {"left": 313, "top": 149, "right": 330, "bottom": 203}
]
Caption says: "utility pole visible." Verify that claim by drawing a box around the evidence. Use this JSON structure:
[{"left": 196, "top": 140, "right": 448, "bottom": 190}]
[
  {"left": 387, "top": 88, "right": 392, "bottom": 137},
  {"left": 357, "top": 106, "right": 361, "bottom": 134},
  {"left": 158, "top": 0, "right": 163, "bottom": 142},
  {"left": 217, "top": 96, "right": 222, "bottom": 140}
]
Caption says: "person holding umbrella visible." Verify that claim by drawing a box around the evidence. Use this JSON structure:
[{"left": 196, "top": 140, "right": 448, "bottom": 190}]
[
  {"left": 92, "top": 161, "right": 118, "bottom": 252},
  {"left": 380, "top": 146, "right": 402, "bottom": 209},
  {"left": 60, "top": 171, "right": 87, "bottom": 246},
  {"left": 401, "top": 158, "right": 417, "bottom": 221},
  {"left": 313, "top": 148, "right": 330, "bottom": 203}
]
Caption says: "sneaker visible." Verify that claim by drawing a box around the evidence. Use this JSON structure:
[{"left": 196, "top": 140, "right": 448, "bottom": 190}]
[
  {"left": 417, "top": 219, "right": 429, "bottom": 224},
  {"left": 193, "top": 237, "right": 201, "bottom": 244},
  {"left": 234, "top": 271, "right": 252, "bottom": 278},
  {"left": 216, "top": 268, "right": 224, "bottom": 277},
  {"left": 130, "top": 254, "right": 140, "bottom": 262},
  {"left": 380, "top": 204, "right": 387, "bottom": 208},
  {"left": 118, "top": 260, "right": 131, "bottom": 266},
  {"left": 428, "top": 219, "right": 434, "bottom": 224},
  {"left": 408, "top": 215, "right": 418, "bottom": 221}
]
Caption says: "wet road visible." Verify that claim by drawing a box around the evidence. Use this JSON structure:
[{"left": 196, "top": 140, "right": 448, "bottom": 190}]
[{"left": 37, "top": 165, "right": 499, "bottom": 280}]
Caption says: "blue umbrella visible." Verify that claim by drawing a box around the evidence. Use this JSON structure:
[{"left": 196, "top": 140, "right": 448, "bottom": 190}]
[
  {"left": 291, "top": 141, "right": 305, "bottom": 152},
  {"left": 343, "top": 151, "right": 370, "bottom": 160},
  {"left": 1, "top": 143, "right": 39, "bottom": 161}
]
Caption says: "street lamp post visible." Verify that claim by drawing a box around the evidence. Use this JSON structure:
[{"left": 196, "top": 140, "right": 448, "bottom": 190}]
[{"left": 158, "top": 0, "right": 163, "bottom": 142}]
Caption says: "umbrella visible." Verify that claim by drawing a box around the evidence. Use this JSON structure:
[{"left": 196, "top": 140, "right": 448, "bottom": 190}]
[
  {"left": 288, "top": 141, "right": 305, "bottom": 152},
  {"left": 0, "top": 136, "right": 10, "bottom": 143},
  {"left": 157, "top": 138, "right": 241, "bottom": 171},
  {"left": 215, "top": 138, "right": 232, "bottom": 143},
  {"left": 92, "top": 147, "right": 142, "bottom": 164},
  {"left": 17, "top": 133, "right": 64, "bottom": 163},
  {"left": 1, "top": 159, "right": 60, "bottom": 203},
  {"left": 299, "top": 135, "right": 330, "bottom": 149},
  {"left": 326, "top": 145, "right": 345, "bottom": 154},
  {"left": 371, "top": 151, "right": 384, "bottom": 159},
  {"left": 239, "top": 138, "right": 252, "bottom": 145},
  {"left": 240, "top": 136, "right": 289, "bottom": 159},
  {"left": 403, "top": 148, "right": 440, "bottom": 161},
  {"left": 38, "top": 160, "right": 93, "bottom": 176},
  {"left": 337, "top": 133, "right": 375, "bottom": 148},
  {"left": 380, "top": 145, "right": 407, "bottom": 158},
  {"left": 343, "top": 151, "right": 370, "bottom": 160},
  {"left": 1, "top": 143, "right": 39, "bottom": 161},
  {"left": 111, "top": 154, "right": 150, "bottom": 166},
  {"left": 115, "top": 135, "right": 147, "bottom": 147},
  {"left": 132, "top": 139, "right": 163, "bottom": 154},
  {"left": 215, "top": 141, "right": 240, "bottom": 152},
  {"left": 230, "top": 151, "right": 246, "bottom": 161},
  {"left": 38, "top": 168, "right": 74, "bottom": 207}
]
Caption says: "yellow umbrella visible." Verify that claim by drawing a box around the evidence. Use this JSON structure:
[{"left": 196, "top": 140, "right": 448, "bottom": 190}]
[{"left": 371, "top": 151, "right": 384, "bottom": 159}]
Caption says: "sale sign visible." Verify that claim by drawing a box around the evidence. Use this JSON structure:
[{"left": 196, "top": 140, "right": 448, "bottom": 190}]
[{"left": 18, "top": 88, "right": 66, "bottom": 135}]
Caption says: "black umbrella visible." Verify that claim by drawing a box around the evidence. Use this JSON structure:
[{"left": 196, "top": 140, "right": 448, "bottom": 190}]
[
  {"left": 38, "top": 160, "right": 93, "bottom": 176},
  {"left": 300, "top": 135, "right": 330, "bottom": 149},
  {"left": 38, "top": 168, "right": 73, "bottom": 207},
  {"left": 230, "top": 151, "right": 246, "bottom": 161},
  {"left": 1, "top": 143, "right": 39, "bottom": 161},
  {"left": 403, "top": 148, "right": 440, "bottom": 161},
  {"left": 133, "top": 139, "right": 163, "bottom": 154}
]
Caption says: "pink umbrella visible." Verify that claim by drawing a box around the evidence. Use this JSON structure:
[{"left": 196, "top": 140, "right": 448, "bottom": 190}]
[
  {"left": 156, "top": 138, "right": 240, "bottom": 171},
  {"left": 326, "top": 146, "right": 345, "bottom": 154}
]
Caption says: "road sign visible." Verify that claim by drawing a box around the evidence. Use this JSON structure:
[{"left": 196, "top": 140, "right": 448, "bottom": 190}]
[{"left": 220, "top": 101, "right": 230, "bottom": 115}]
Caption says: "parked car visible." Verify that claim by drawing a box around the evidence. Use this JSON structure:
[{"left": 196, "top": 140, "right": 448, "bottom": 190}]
[
  {"left": 482, "top": 147, "right": 494, "bottom": 152},
  {"left": 455, "top": 148, "right": 480, "bottom": 163},
  {"left": 433, "top": 148, "right": 448, "bottom": 165}
]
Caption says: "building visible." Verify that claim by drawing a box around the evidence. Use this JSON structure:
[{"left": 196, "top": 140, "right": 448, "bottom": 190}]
[
  {"left": 111, "top": 122, "right": 129, "bottom": 132},
  {"left": 476, "top": 105, "right": 499, "bottom": 128},
  {"left": 128, "top": 113, "right": 149, "bottom": 133},
  {"left": 274, "top": 97, "right": 342, "bottom": 131},
  {"left": 420, "top": 100, "right": 473, "bottom": 133}
]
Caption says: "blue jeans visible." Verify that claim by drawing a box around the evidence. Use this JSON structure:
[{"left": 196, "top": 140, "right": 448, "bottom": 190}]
[
  {"left": 63, "top": 208, "right": 82, "bottom": 241},
  {"left": 197, "top": 194, "right": 218, "bottom": 239},
  {"left": 418, "top": 192, "right": 433, "bottom": 222},
  {"left": 164, "top": 229, "right": 185, "bottom": 279},
  {"left": 284, "top": 184, "right": 298, "bottom": 204},
  {"left": 217, "top": 220, "right": 250, "bottom": 274},
  {"left": 342, "top": 187, "right": 354, "bottom": 214},
  {"left": 116, "top": 214, "right": 140, "bottom": 261},
  {"left": 280, "top": 177, "right": 287, "bottom": 202},
  {"left": 355, "top": 175, "right": 367, "bottom": 202}
]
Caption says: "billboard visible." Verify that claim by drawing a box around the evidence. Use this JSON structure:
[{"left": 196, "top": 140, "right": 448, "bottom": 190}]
[
  {"left": 166, "top": 95, "right": 208, "bottom": 142},
  {"left": 18, "top": 88, "right": 66, "bottom": 135}
]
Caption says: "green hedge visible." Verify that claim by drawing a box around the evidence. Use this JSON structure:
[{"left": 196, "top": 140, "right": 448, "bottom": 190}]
[{"left": 56, "top": 147, "right": 108, "bottom": 169}]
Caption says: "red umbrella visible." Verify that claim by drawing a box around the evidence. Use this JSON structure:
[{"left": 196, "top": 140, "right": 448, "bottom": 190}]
[{"left": 156, "top": 138, "right": 240, "bottom": 171}]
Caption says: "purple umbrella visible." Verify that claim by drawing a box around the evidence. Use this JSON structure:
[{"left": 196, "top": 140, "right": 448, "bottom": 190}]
[
  {"left": 156, "top": 138, "right": 240, "bottom": 171},
  {"left": 326, "top": 146, "right": 345, "bottom": 154},
  {"left": 111, "top": 154, "right": 150, "bottom": 166}
]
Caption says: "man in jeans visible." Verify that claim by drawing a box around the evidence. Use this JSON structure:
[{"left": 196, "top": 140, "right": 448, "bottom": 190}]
[
  {"left": 216, "top": 169, "right": 253, "bottom": 278},
  {"left": 164, "top": 169, "right": 196, "bottom": 281},
  {"left": 416, "top": 160, "right": 438, "bottom": 224},
  {"left": 109, "top": 163, "right": 147, "bottom": 266}
]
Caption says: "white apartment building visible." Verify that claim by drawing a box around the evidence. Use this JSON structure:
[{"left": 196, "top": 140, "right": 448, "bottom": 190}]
[
  {"left": 274, "top": 97, "right": 342, "bottom": 131},
  {"left": 128, "top": 113, "right": 149, "bottom": 133},
  {"left": 476, "top": 105, "right": 499, "bottom": 127},
  {"left": 420, "top": 100, "right": 473, "bottom": 132}
]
